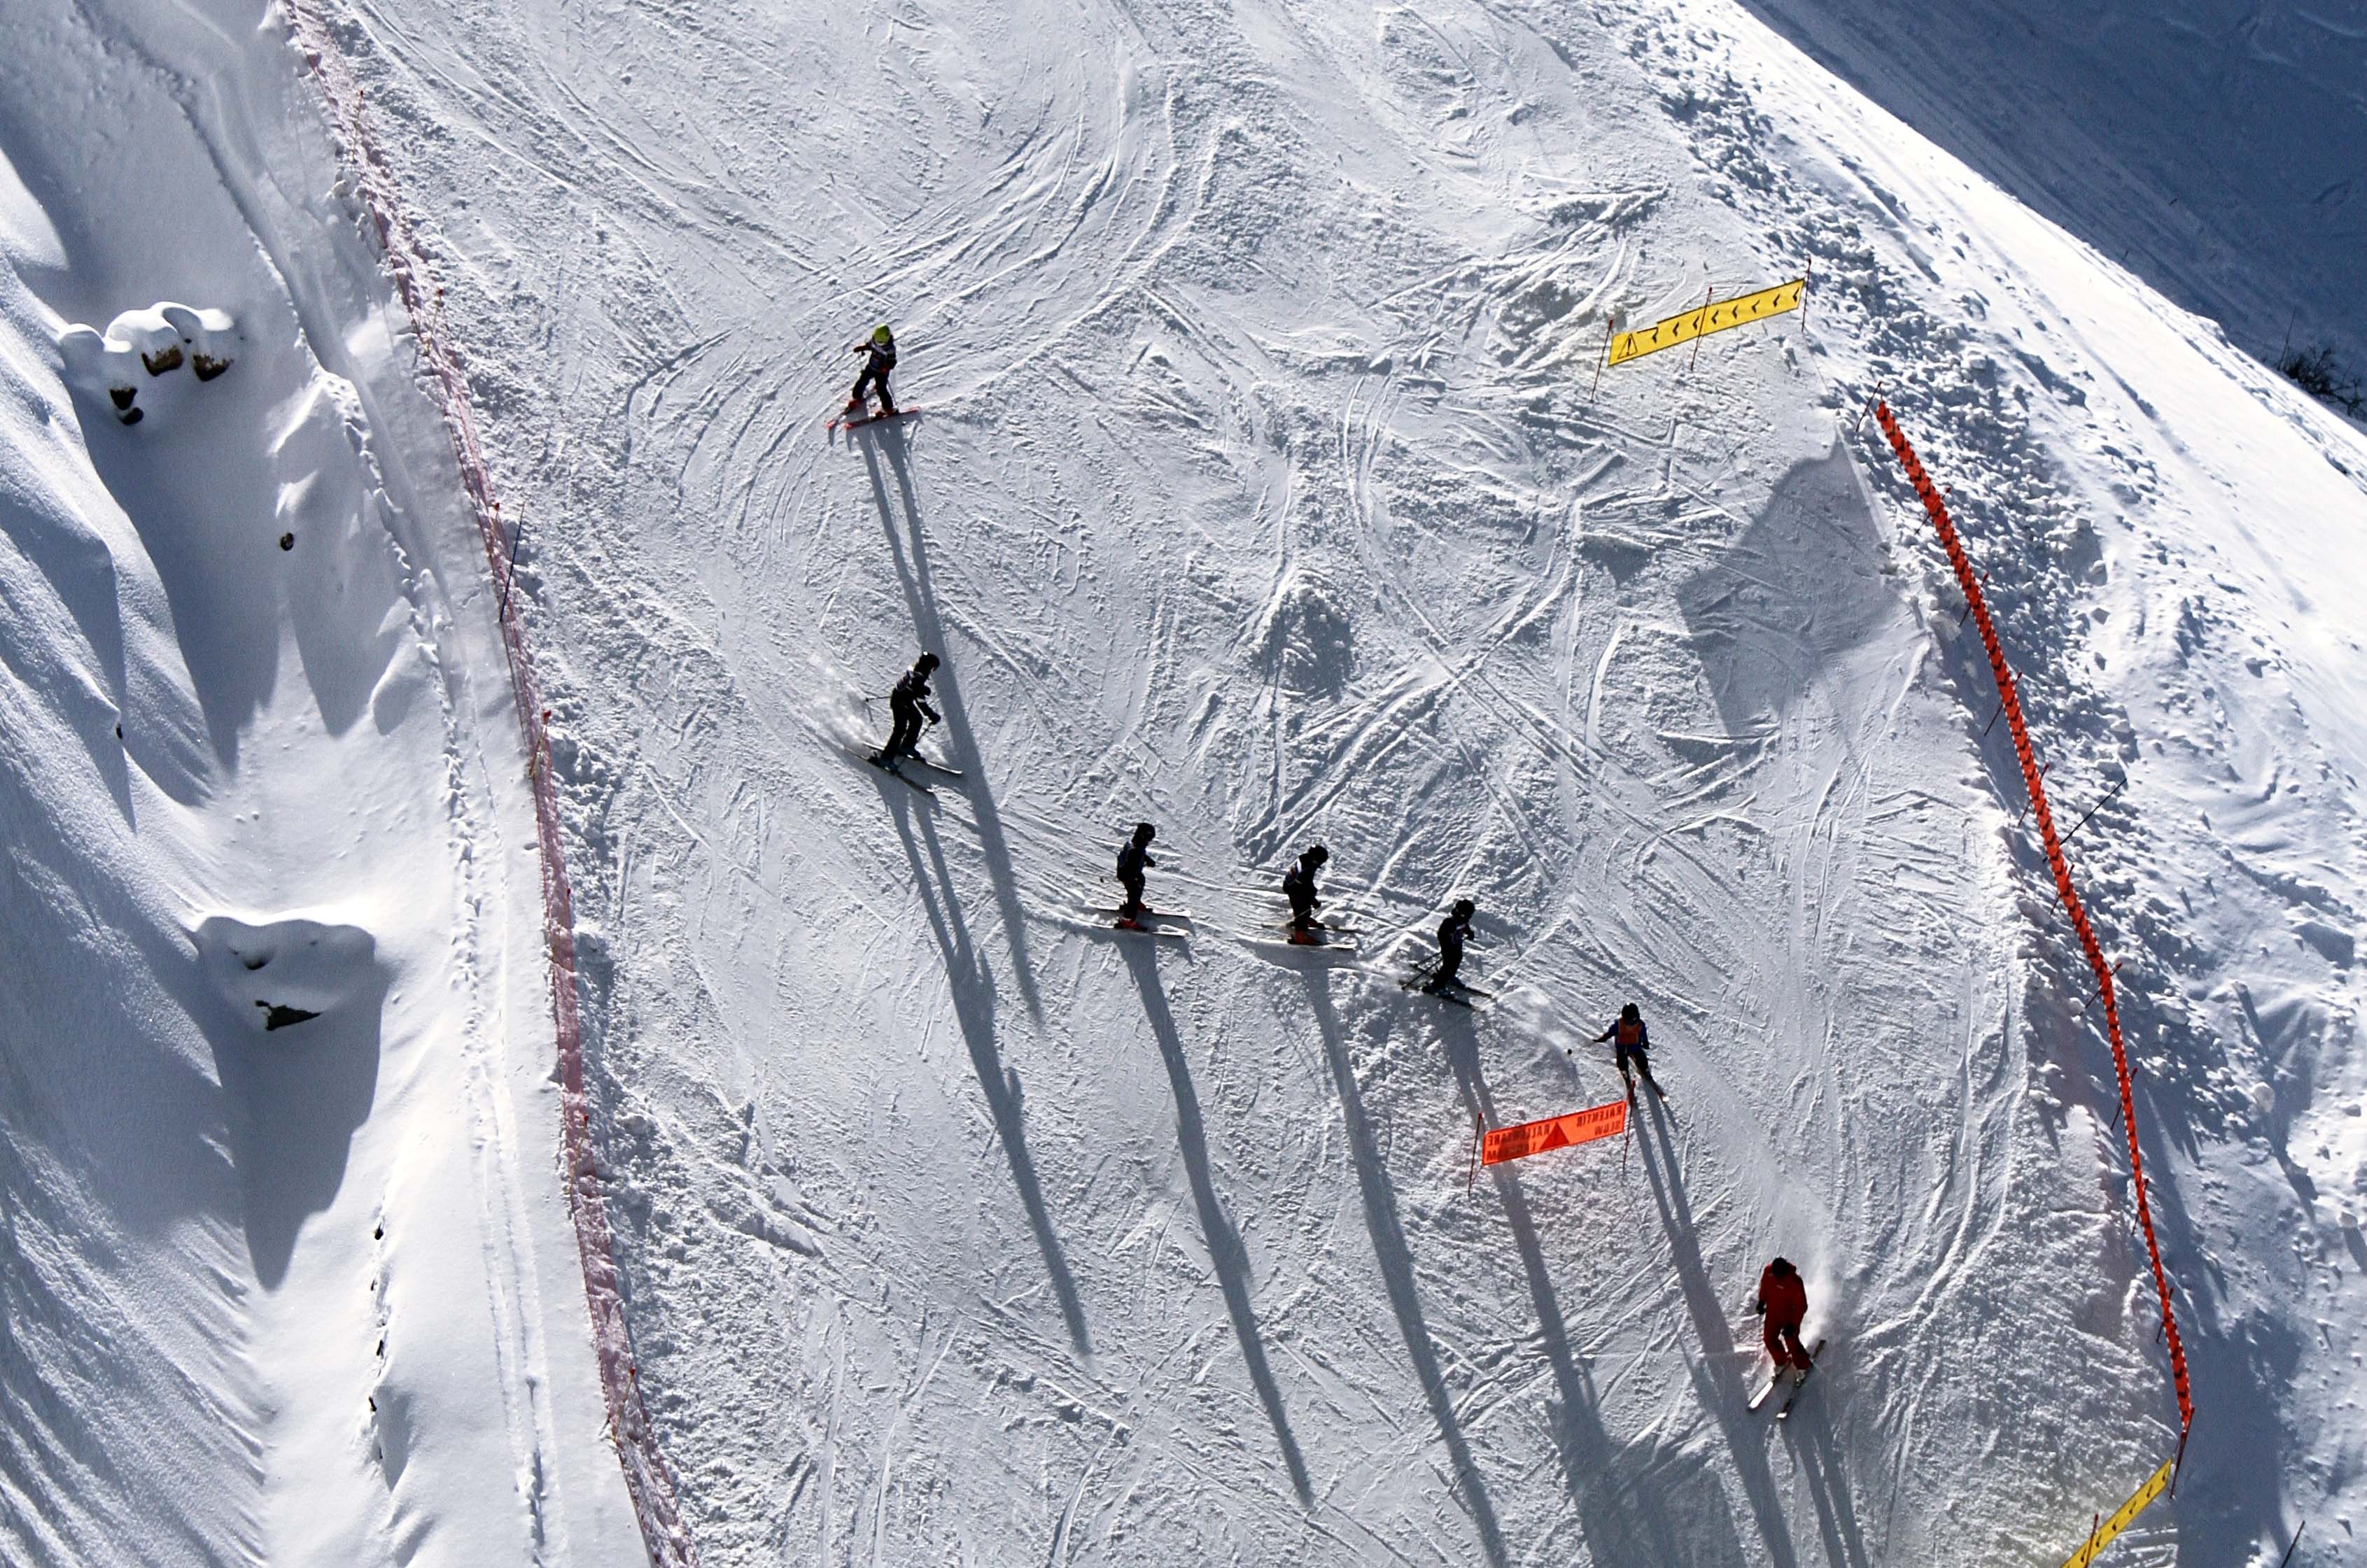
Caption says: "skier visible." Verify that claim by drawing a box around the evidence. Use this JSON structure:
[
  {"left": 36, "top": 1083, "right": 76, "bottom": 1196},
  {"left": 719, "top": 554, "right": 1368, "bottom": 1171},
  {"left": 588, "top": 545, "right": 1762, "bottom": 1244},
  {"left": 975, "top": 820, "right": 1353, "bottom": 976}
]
[
  {"left": 847, "top": 324, "right": 898, "bottom": 418},
  {"left": 1283, "top": 844, "right": 1329, "bottom": 940},
  {"left": 871, "top": 651, "right": 941, "bottom": 769},
  {"left": 1593, "top": 1002, "right": 1664, "bottom": 1101},
  {"left": 1423, "top": 898, "right": 1476, "bottom": 991},
  {"left": 1115, "top": 821, "right": 1158, "bottom": 927},
  {"left": 1753, "top": 1256, "right": 1814, "bottom": 1387}
]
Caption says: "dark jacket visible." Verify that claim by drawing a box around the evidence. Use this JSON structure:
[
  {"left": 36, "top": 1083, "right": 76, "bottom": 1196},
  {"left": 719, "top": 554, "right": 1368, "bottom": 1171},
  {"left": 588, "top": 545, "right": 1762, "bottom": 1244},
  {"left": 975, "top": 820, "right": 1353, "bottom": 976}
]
[
  {"left": 890, "top": 668, "right": 939, "bottom": 722},
  {"left": 858, "top": 339, "right": 898, "bottom": 376},
  {"left": 1284, "top": 862, "right": 1320, "bottom": 911},
  {"left": 1117, "top": 841, "right": 1156, "bottom": 880},
  {"left": 1438, "top": 912, "right": 1470, "bottom": 962}
]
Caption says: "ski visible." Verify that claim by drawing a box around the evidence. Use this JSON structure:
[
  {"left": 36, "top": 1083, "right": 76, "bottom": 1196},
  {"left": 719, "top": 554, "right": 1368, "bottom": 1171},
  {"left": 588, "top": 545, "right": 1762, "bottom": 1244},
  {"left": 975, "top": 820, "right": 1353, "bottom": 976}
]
[
  {"left": 828, "top": 404, "right": 921, "bottom": 432},
  {"left": 1403, "top": 977, "right": 1492, "bottom": 1009},
  {"left": 841, "top": 745, "right": 937, "bottom": 796},
  {"left": 1081, "top": 905, "right": 1193, "bottom": 924},
  {"left": 1748, "top": 1366, "right": 1783, "bottom": 1412},
  {"left": 1247, "top": 933, "right": 1361, "bottom": 958}
]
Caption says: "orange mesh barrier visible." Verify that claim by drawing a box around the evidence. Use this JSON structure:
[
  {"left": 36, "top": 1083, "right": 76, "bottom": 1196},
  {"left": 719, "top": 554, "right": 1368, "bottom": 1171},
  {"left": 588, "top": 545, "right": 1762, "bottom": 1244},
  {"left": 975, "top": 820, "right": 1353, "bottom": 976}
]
[
  {"left": 1874, "top": 403, "right": 2192, "bottom": 1433},
  {"left": 1481, "top": 1099, "right": 1629, "bottom": 1166}
]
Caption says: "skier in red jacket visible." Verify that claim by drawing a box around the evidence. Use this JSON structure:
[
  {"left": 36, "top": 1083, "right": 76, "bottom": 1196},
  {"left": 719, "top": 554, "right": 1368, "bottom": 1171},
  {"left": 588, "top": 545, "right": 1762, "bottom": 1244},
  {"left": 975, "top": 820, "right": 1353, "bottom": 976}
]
[{"left": 1755, "top": 1257, "right": 1813, "bottom": 1382}]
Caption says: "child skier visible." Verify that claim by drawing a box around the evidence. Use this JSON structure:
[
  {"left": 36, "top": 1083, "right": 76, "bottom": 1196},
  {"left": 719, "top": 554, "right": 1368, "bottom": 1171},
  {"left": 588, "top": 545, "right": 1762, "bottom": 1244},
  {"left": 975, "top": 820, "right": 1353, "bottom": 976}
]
[
  {"left": 872, "top": 651, "right": 940, "bottom": 768},
  {"left": 847, "top": 324, "right": 898, "bottom": 417},
  {"left": 1593, "top": 1002, "right": 1664, "bottom": 1101},
  {"left": 1423, "top": 898, "right": 1476, "bottom": 991},
  {"left": 1283, "top": 844, "right": 1329, "bottom": 940},
  {"left": 1115, "top": 822, "right": 1158, "bottom": 927}
]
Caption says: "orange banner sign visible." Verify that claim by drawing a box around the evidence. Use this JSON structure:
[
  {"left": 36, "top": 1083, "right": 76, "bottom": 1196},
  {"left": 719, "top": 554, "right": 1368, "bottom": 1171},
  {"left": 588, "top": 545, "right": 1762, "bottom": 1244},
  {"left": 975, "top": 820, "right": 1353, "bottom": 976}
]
[{"left": 1481, "top": 1099, "right": 1628, "bottom": 1166}]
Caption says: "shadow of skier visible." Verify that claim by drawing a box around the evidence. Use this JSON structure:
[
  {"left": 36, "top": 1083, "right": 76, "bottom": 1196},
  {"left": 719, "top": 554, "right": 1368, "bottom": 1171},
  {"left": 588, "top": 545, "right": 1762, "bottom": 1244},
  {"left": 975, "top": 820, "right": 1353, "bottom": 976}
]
[
  {"left": 1121, "top": 940, "right": 1314, "bottom": 1505},
  {"left": 1305, "top": 972, "right": 1510, "bottom": 1567},
  {"left": 861, "top": 424, "right": 1044, "bottom": 1022},
  {"left": 1432, "top": 1007, "right": 1733, "bottom": 1564},
  {"left": 1633, "top": 1092, "right": 1804, "bottom": 1568},
  {"left": 880, "top": 772, "right": 1092, "bottom": 1357}
]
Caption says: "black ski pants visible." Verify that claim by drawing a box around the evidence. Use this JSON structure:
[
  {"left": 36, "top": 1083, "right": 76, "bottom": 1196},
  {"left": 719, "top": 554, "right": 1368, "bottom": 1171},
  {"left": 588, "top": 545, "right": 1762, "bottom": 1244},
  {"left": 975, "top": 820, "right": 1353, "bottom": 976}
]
[
  {"left": 1118, "top": 869, "right": 1146, "bottom": 916},
  {"left": 883, "top": 702, "right": 925, "bottom": 761},
  {"left": 852, "top": 362, "right": 896, "bottom": 414}
]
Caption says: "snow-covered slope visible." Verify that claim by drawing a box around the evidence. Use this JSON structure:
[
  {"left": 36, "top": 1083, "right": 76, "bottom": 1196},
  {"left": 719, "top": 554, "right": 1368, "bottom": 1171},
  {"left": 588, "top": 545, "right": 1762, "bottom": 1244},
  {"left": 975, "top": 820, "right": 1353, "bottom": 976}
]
[
  {"left": 7, "top": 0, "right": 2364, "bottom": 1565},
  {"left": 279, "top": 0, "right": 2367, "bottom": 1564},
  {"left": 0, "top": 5, "right": 637, "bottom": 1562}
]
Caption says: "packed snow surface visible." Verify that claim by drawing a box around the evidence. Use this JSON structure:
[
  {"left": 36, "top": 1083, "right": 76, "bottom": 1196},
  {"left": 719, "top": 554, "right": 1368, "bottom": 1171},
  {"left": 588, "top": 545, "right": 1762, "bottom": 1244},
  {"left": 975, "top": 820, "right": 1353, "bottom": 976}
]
[{"left": 4, "top": 1, "right": 2366, "bottom": 1566}]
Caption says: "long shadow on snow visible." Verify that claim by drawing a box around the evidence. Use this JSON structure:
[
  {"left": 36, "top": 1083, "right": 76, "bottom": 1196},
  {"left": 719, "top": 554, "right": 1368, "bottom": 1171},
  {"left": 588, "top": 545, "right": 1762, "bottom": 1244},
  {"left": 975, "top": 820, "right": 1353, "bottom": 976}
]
[
  {"left": 1303, "top": 974, "right": 1510, "bottom": 1567},
  {"left": 860, "top": 426, "right": 1043, "bottom": 1022},
  {"left": 1430, "top": 1008, "right": 1749, "bottom": 1566},
  {"left": 1631, "top": 1092, "right": 1808, "bottom": 1568},
  {"left": 1121, "top": 942, "right": 1314, "bottom": 1505},
  {"left": 1792, "top": 1419, "right": 1871, "bottom": 1568},
  {"left": 879, "top": 770, "right": 1093, "bottom": 1357}
]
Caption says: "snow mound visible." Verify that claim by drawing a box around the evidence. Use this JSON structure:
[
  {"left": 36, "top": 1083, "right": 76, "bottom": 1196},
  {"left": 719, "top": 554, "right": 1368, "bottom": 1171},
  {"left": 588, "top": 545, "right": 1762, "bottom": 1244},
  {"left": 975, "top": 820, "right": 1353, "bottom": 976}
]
[
  {"left": 194, "top": 913, "right": 379, "bottom": 1031},
  {"left": 57, "top": 300, "right": 238, "bottom": 425}
]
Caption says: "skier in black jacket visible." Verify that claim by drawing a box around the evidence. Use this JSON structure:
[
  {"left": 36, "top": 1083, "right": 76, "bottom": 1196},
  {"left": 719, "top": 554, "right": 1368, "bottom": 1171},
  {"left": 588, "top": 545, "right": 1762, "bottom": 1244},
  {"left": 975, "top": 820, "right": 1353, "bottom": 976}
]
[
  {"left": 1283, "top": 844, "right": 1329, "bottom": 940},
  {"left": 872, "top": 651, "right": 940, "bottom": 768},
  {"left": 847, "top": 325, "right": 899, "bottom": 417},
  {"left": 1115, "top": 822, "right": 1158, "bottom": 926},
  {"left": 1424, "top": 898, "right": 1476, "bottom": 991}
]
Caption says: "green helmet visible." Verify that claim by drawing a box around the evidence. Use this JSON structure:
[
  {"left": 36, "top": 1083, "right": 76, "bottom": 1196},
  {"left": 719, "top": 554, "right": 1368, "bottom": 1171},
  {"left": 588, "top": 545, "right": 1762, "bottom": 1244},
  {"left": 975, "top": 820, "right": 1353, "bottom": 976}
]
[{"left": 871, "top": 325, "right": 893, "bottom": 346}]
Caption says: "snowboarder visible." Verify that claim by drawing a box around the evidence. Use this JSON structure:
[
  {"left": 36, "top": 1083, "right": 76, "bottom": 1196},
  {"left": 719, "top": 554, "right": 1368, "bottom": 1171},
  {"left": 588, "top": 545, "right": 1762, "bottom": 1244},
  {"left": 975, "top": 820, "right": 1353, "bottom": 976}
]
[
  {"left": 1283, "top": 844, "right": 1329, "bottom": 940},
  {"left": 1423, "top": 898, "right": 1476, "bottom": 991},
  {"left": 872, "top": 651, "right": 941, "bottom": 769},
  {"left": 1115, "top": 822, "right": 1158, "bottom": 927},
  {"left": 1594, "top": 1002, "right": 1664, "bottom": 1101},
  {"left": 1753, "top": 1256, "right": 1815, "bottom": 1387},
  {"left": 847, "top": 324, "right": 898, "bottom": 418}
]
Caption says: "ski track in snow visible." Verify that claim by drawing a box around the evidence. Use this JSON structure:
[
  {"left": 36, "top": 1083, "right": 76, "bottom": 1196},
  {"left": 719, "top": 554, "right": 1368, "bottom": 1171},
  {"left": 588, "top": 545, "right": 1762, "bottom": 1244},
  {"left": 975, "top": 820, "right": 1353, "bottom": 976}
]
[{"left": 8, "top": 0, "right": 2361, "bottom": 1562}]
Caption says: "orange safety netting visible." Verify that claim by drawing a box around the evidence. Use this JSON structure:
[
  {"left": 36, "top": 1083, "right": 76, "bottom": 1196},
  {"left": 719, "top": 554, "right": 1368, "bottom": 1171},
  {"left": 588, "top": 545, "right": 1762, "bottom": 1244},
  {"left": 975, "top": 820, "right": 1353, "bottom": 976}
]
[
  {"left": 1874, "top": 403, "right": 2192, "bottom": 1432},
  {"left": 1481, "top": 1099, "right": 1628, "bottom": 1166}
]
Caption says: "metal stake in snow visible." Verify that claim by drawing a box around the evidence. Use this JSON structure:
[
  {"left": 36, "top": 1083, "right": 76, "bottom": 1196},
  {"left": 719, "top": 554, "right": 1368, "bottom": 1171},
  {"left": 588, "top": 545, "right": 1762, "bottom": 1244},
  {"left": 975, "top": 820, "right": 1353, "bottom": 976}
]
[{"left": 1874, "top": 402, "right": 2193, "bottom": 1436}]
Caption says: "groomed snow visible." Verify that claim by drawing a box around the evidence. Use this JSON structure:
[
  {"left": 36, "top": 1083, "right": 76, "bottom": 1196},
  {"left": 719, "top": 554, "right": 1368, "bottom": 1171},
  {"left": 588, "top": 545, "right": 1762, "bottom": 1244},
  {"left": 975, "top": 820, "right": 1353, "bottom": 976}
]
[{"left": 5, "top": 1, "right": 2364, "bottom": 1565}]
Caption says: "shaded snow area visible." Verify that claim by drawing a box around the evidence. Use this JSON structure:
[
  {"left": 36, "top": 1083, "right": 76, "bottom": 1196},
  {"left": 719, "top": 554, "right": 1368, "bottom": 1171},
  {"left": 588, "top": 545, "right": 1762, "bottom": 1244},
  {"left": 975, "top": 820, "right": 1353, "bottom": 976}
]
[
  {"left": 0, "top": 3, "right": 639, "bottom": 1564},
  {"left": 3, "top": 0, "right": 2362, "bottom": 1566},
  {"left": 1727, "top": 0, "right": 2367, "bottom": 377}
]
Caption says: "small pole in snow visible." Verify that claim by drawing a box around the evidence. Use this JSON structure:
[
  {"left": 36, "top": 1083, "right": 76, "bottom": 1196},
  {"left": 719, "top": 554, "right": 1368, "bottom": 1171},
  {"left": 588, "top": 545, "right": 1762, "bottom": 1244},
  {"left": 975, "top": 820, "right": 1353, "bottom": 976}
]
[
  {"left": 1590, "top": 319, "right": 1613, "bottom": 402},
  {"left": 2059, "top": 777, "right": 2130, "bottom": 849},
  {"left": 1982, "top": 699, "right": 2008, "bottom": 739},
  {"left": 2172, "top": 1413, "right": 2196, "bottom": 1495},
  {"left": 496, "top": 502, "right": 528, "bottom": 627},
  {"left": 1686, "top": 283, "right": 1715, "bottom": 376},
  {"left": 1468, "top": 1113, "right": 1482, "bottom": 1195},
  {"left": 2275, "top": 1519, "right": 2304, "bottom": 1568}
]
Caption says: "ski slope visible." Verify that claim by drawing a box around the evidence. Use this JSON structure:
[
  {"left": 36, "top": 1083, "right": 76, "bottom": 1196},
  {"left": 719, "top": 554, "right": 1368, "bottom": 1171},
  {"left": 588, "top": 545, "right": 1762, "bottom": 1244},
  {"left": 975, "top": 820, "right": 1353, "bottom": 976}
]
[{"left": 3, "top": 0, "right": 2364, "bottom": 1565}]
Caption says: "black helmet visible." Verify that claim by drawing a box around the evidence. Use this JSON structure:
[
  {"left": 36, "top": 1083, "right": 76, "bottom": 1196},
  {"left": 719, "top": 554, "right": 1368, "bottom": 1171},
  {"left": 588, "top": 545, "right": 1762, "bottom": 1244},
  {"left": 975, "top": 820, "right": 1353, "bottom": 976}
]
[
  {"left": 1770, "top": 1256, "right": 1795, "bottom": 1278},
  {"left": 1304, "top": 844, "right": 1330, "bottom": 866},
  {"left": 1452, "top": 897, "right": 1475, "bottom": 919},
  {"left": 915, "top": 651, "right": 940, "bottom": 672},
  {"left": 1132, "top": 821, "right": 1156, "bottom": 844},
  {"left": 1621, "top": 1002, "right": 1641, "bottom": 1022}
]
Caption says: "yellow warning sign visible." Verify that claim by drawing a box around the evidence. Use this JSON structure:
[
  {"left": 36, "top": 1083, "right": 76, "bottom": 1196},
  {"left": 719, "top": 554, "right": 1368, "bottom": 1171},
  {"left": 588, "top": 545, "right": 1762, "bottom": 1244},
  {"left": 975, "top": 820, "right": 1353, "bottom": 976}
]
[
  {"left": 2058, "top": 1460, "right": 2175, "bottom": 1568},
  {"left": 1606, "top": 276, "right": 1807, "bottom": 367}
]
